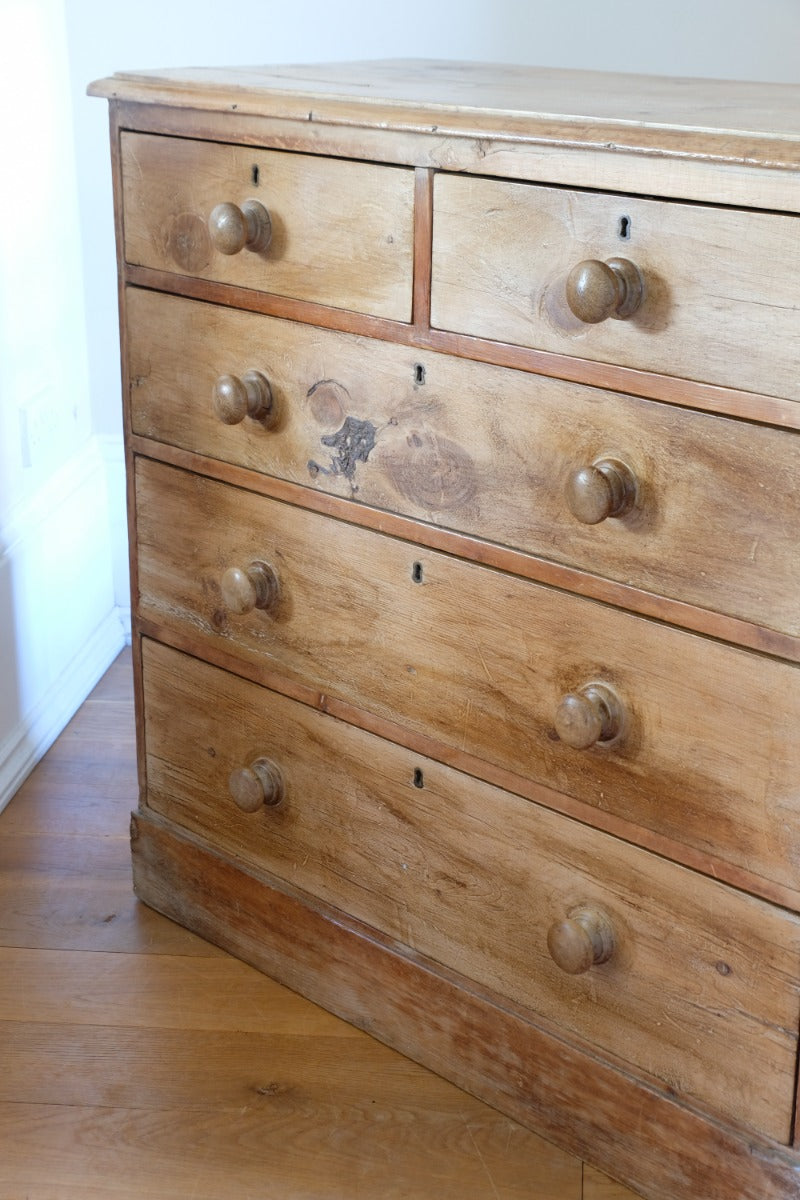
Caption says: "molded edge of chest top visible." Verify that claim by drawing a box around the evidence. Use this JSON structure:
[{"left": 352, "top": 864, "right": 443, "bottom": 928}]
[{"left": 87, "top": 59, "right": 800, "bottom": 172}]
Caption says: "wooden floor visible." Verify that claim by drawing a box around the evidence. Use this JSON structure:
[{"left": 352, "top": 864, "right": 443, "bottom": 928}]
[{"left": 0, "top": 648, "right": 639, "bottom": 1199}]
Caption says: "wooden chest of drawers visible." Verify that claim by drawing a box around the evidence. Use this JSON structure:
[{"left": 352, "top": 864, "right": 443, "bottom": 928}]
[{"left": 90, "top": 61, "right": 800, "bottom": 1199}]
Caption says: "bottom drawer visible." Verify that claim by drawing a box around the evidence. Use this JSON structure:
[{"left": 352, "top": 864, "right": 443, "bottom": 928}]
[{"left": 141, "top": 638, "right": 800, "bottom": 1142}]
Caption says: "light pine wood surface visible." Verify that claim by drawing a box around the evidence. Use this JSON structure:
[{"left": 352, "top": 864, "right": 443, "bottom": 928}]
[
  {"left": 88, "top": 59, "right": 800, "bottom": 151},
  {"left": 121, "top": 132, "right": 415, "bottom": 321},
  {"left": 88, "top": 62, "right": 800, "bottom": 219},
  {"left": 134, "top": 457, "right": 800, "bottom": 908},
  {"left": 142, "top": 640, "right": 800, "bottom": 1142},
  {"left": 127, "top": 287, "right": 800, "bottom": 640},
  {"left": 0, "top": 649, "right": 639, "bottom": 1199},
  {"left": 86, "top": 60, "right": 800, "bottom": 1198},
  {"left": 431, "top": 173, "right": 800, "bottom": 403}
]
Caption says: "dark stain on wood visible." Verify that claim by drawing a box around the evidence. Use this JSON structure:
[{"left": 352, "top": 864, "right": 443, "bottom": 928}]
[{"left": 308, "top": 414, "right": 377, "bottom": 485}]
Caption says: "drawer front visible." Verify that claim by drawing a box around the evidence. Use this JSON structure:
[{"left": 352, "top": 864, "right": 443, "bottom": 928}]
[
  {"left": 135, "top": 457, "right": 800, "bottom": 896},
  {"left": 431, "top": 174, "right": 800, "bottom": 403},
  {"left": 128, "top": 288, "right": 800, "bottom": 639},
  {"left": 142, "top": 638, "right": 800, "bottom": 1143},
  {"left": 120, "top": 133, "right": 414, "bottom": 320}
]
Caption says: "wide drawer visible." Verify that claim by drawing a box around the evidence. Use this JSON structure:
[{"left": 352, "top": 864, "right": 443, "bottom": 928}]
[
  {"left": 120, "top": 133, "right": 414, "bottom": 319},
  {"left": 142, "top": 638, "right": 800, "bottom": 1143},
  {"left": 431, "top": 174, "right": 800, "bottom": 403},
  {"left": 135, "top": 457, "right": 800, "bottom": 898},
  {"left": 127, "top": 288, "right": 800, "bottom": 640}
]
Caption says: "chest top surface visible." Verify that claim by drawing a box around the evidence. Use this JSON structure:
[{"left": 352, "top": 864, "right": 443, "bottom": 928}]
[{"left": 89, "top": 58, "right": 800, "bottom": 164}]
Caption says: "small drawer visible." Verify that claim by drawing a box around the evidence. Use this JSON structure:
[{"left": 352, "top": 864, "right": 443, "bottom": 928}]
[
  {"left": 135, "top": 457, "right": 800, "bottom": 899},
  {"left": 431, "top": 174, "right": 800, "bottom": 403},
  {"left": 128, "top": 287, "right": 800, "bottom": 639},
  {"left": 120, "top": 132, "right": 414, "bottom": 319},
  {"left": 142, "top": 638, "right": 800, "bottom": 1143}
]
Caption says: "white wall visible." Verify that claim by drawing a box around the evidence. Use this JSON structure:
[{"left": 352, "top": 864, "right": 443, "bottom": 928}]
[
  {"left": 0, "top": 0, "right": 124, "bottom": 810},
  {"left": 2, "top": 0, "right": 798, "bottom": 808}
]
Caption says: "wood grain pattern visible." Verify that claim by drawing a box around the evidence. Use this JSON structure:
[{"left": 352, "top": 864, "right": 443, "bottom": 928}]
[
  {"left": 131, "top": 808, "right": 800, "bottom": 1200},
  {"left": 129, "top": 429, "right": 800, "bottom": 665},
  {"left": 134, "top": 457, "right": 800, "bottom": 902},
  {"left": 104, "top": 97, "right": 800, "bottom": 218},
  {"left": 141, "top": 638, "right": 800, "bottom": 1141},
  {"left": 431, "top": 174, "right": 800, "bottom": 404},
  {"left": 0, "top": 1100, "right": 581, "bottom": 1200},
  {"left": 0, "top": 651, "right": 618, "bottom": 1200},
  {"left": 89, "top": 60, "right": 800, "bottom": 161},
  {"left": 413, "top": 166, "right": 433, "bottom": 329},
  {"left": 0, "top": 832, "right": 218, "bottom": 956},
  {"left": 137, "top": 604, "right": 800, "bottom": 918},
  {"left": 124, "top": 262, "right": 800, "bottom": 433},
  {"left": 120, "top": 132, "right": 414, "bottom": 321},
  {"left": 0, "top": 946, "right": 360, "bottom": 1036},
  {"left": 127, "top": 286, "right": 800, "bottom": 638},
  {"left": 0, "top": 655, "right": 208, "bottom": 957},
  {"left": 583, "top": 1167, "right": 640, "bottom": 1200}
]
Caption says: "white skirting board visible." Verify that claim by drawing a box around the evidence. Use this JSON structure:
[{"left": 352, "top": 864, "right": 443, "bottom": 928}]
[
  {"left": 0, "top": 435, "right": 129, "bottom": 814},
  {"left": 0, "top": 610, "right": 126, "bottom": 813}
]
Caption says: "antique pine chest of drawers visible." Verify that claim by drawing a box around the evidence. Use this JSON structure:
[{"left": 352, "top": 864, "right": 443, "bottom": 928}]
[{"left": 90, "top": 61, "right": 800, "bottom": 1199}]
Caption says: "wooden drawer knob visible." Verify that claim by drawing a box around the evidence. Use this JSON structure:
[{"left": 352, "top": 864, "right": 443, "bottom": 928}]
[
  {"left": 566, "top": 257, "right": 644, "bottom": 323},
  {"left": 228, "top": 757, "right": 285, "bottom": 812},
  {"left": 221, "top": 561, "right": 280, "bottom": 615},
  {"left": 212, "top": 370, "right": 275, "bottom": 427},
  {"left": 555, "top": 683, "right": 623, "bottom": 750},
  {"left": 547, "top": 905, "right": 616, "bottom": 975},
  {"left": 208, "top": 200, "right": 272, "bottom": 255},
  {"left": 566, "top": 458, "right": 637, "bottom": 524}
]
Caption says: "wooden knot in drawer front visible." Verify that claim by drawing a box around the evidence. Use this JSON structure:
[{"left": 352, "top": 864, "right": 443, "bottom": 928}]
[
  {"left": 303, "top": 378, "right": 481, "bottom": 513},
  {"left": 162, "top": 212, "right": 211, "bottom": 274}
]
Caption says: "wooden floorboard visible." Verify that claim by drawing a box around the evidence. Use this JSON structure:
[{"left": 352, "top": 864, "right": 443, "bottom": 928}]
[{"left": 0, "top": 649, "right": 639, "bottom": 1199}]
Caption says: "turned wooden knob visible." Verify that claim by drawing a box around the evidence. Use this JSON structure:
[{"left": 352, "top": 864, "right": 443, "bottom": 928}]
[
  {"left": 208, "top": 200, "right": 272, "bottom": 255},
  {"left": 547, "top": 905, "right": 616, "bottom": 974},
  {"left": 566, "top": 458, "right": 637, "bottom": 524},
  {"left": 554, "top": 683, "right": 623, "bottom": 750},
  {"left": 228, "top": 757, "right": 285, "bottom": 812},
  {"left": 566, "top": 257, "right": 644, "bottom": 323},
  {"left": 212, "top": 370, "right": 275, "bottom": 426},
  {"left": 220, "top": 561, "right": 280, "bottom": 615}
]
